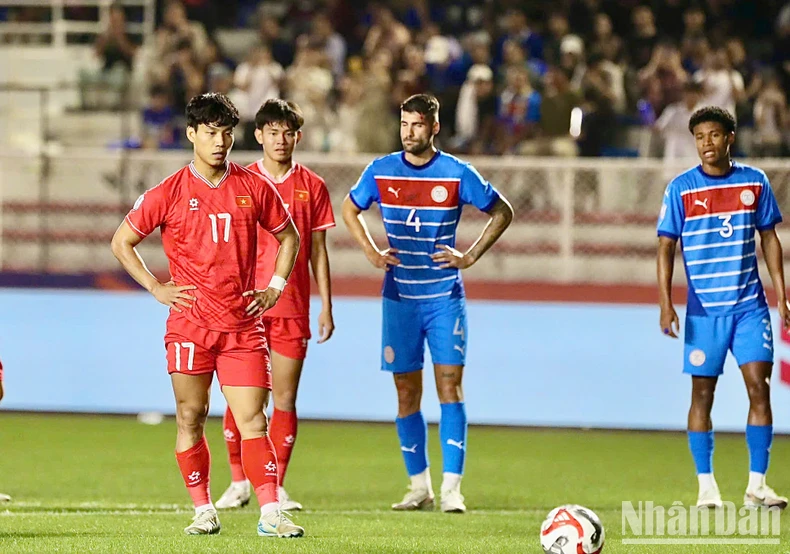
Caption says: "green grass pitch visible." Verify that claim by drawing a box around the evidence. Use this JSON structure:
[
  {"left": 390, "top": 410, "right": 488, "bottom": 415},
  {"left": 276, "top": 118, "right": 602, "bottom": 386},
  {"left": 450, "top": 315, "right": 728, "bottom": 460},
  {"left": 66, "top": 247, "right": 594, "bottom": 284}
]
[{"left": 1, "top": 413, "right": 788, "bottom": 553}]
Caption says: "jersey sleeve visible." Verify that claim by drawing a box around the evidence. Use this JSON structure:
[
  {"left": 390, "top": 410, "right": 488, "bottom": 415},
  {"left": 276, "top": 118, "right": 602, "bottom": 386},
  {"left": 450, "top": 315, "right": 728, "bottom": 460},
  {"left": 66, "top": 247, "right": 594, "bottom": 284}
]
[
  {"left": 757, "top": 172, "right": 783, "bottom": 231},
  {"left": 657, "top": 179, "right": 684, "bottom": 240},
  {"left": 459, "top": 163, "right": 500, "bottom": 212},
  {"left": 311, "top": 177, "right": 336, "bottom": 232},
  {"left": 348, "top": 161, "right": 379, "bottom": 210},
  {"left": 125, "top": 182, "right": 169, "bottom": 238},
  {"left": 257, "top": 177, "right": 292, "bottom": 234}
]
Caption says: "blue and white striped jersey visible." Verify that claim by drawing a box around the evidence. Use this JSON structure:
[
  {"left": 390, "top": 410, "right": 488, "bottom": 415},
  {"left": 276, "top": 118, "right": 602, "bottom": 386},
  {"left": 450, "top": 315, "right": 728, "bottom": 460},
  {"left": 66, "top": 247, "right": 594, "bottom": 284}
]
[
  {"left": 657, "top": 162, "right": 783, "bottom": 316},
  {"left": 349, "top": 151, "right": 500, "bottom": 301}
]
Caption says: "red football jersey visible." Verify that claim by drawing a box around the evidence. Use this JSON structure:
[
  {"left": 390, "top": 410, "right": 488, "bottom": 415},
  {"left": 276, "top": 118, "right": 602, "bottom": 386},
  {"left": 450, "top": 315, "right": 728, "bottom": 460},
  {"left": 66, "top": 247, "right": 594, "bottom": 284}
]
[
  {"left": 248, "top": 160, "right": 336, "bottom": 319},
  {"left": 125, "top": 161, "right": 291, "bottom": 332}
]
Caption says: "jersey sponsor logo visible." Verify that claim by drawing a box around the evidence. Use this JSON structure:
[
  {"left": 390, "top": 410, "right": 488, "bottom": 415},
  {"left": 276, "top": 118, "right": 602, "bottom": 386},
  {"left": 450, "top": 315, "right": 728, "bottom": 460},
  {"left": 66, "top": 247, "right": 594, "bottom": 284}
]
[
  {"left": 295, "top": 189, "right": 309, "bottom": 202},
  {"left": 689, "top": 349, "right": 706, "bottom": 367},
  {"left": 431, "top": 185, "right": 449, "bottom": 203},
  {"left": 694, "top": 198, "right": 709, "bottom": 210},
  {"left": 236, "top": 195, "right": 253, "bottom": 208},
  {"left": 189, "top": 198, "right": 199, "bottom": 211},
  {"left": 384, "top": 345, "right": 395, "bottom": 364},
  {"left": 740, "top": 189, "right": 756, "bottom": 206},
  {"left": 133, "top": 194, "right": 145, "bottom": 211}
]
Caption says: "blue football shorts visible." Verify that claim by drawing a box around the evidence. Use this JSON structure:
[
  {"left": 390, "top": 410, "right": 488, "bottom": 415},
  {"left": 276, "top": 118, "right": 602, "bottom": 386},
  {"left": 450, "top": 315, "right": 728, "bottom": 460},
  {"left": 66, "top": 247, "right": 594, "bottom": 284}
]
[
  {"left": 381, "top": 296, "right": 467, "bottom": 373},
  {"left": 683, "top": 306, "right": 774, "bottom": 376}
]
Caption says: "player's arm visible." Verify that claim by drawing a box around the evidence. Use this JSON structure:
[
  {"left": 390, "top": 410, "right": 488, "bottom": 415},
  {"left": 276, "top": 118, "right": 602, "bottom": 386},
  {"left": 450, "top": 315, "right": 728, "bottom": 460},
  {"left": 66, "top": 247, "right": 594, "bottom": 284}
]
[
  {"left": 310, "top": 230, "right": 334, "bottom": 343},
  {"left": 759, "top": 228, "right": 790, "bottom": 328},
  {"left": 341, "top": 196, "right": 400, "bottom": 269},
  {"left": 657, "top": 235, "right": 680, "bottom": 338},
  {"left": 244, "top": 220, "right": 300, "bottom": 316},
  {"left": 111, "top": 221, "right": 196, "bottom": 312},
  {"left": 432, "top": 195, "right": 514, "bottom": 270}
]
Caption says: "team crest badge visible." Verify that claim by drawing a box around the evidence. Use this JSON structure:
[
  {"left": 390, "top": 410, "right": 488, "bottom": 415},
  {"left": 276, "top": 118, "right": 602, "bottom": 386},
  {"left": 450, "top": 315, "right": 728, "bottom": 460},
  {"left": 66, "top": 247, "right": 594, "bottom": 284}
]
[
  {"left": 740, "top": 189, "right": 755, "bottom": 207},
  {"left": 431, "top": 185, "right": 448, "bottom": 203},
  {"left": 689, "top": 349, "right": 706, "bottom": 367}
]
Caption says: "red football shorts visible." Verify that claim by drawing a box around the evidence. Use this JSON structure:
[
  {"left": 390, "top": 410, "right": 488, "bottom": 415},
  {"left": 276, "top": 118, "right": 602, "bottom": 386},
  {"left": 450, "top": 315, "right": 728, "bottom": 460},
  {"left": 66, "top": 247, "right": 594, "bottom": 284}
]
[
  {"left": 263, "top": 316, "right": 310, "bottom": 361},
  {"left": 164, "top": 316, "right": 271, "bottom": 389}
]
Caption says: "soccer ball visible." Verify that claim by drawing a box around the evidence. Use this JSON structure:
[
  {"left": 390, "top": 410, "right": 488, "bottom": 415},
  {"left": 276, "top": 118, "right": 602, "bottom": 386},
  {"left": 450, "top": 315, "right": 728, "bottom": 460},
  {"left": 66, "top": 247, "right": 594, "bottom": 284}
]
[{"left": 540, "top": 504, "right": 605, "bottom": 554}]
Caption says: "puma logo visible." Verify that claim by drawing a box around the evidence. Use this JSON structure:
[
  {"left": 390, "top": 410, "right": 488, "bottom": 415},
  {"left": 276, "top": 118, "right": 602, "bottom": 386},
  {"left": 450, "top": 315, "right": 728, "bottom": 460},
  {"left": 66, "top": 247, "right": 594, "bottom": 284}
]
[
  {"left": 446, "top": 439, "right": 464, "bottom": 450},
  {"left": 388, "top": 187, "right": 401, "bottom": 198},
  {"left": 401, "top": 444, "right": 418, "bottom": 453},
  {"left": 695, "top": 198, "right": 709, "bottom": 210}
]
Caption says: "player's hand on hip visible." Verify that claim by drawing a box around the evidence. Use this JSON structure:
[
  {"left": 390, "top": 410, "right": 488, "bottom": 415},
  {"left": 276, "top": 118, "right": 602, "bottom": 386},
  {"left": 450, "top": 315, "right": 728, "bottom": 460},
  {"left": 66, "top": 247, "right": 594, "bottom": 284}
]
[
  {"left": 432, "top": 245, "right": 473, "bottom": 269},
  {"left": 243, "top": 288, "right": 280, "bottom": 316},
  {"left": 778, "top": 299, "right": 790, "bottom": 329},
  {"left": 366, "top": 248, "right": 400, "bottom": 270},
  {"left": 152, "top": 281, "right": 196, "bottom": 313},
  {"left": 317, "top": 308, "right": 335, "bottom": 343},
  {"left": 659, "top": 304, "right": 680, "bottom": 338}
]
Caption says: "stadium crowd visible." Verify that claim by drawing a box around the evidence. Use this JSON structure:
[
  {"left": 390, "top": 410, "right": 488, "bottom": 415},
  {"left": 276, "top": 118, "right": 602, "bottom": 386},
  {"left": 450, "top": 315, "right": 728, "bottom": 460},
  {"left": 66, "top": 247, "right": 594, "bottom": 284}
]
[{"left": 69, "top": 0, "right": 790, "bottom": 157}]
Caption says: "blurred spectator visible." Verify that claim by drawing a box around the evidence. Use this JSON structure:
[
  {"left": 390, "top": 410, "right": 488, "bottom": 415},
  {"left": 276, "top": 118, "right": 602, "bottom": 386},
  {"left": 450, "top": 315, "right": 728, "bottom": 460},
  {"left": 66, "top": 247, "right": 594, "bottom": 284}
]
[
  {"left": 234, "top": 45, "right": 285, "bottom": 149},
  {"left": 495, "top": 65, "right": 541, "bottom": 154},
  {"left": 655, "top": 80, "right": 705, "bottom": 163},
  {"left": 258, "top": 16, "right": 295, "bottom": 69},
  {"left": 141, "top": 84, "right": 177, "bottom": 149},
  {"left": 154, "top": 0, "right": 208, "bottom": 66},
  {"left": 166, "top": 38, "right": 205, "bottom": 115},
  {"left": 753, "top": 71, "right": 788, "bottom": 157},
  {"left": 577, "top": 86, "right": 617, "bottom": 158},
  {"left": 285, "top": 45, "right": 335, "bottom": 150},
  {"left": 328, "top": 75, "right": 365, "bottom": 153},
  {"left": 520, "top": 66, "right": 581, "bottom": 157},
  {"left": 629, "top": 5, "right": 658, "bottom": 69},
  {"left": 584, "top": 52, "right": 625, "bottom": 114},
  {"left": 694, "top": 48, "right": 745, "bottom": 120},
  {"left": 452, "top": 64, "right": 497, "bottom": 153},
  {"left": 655, "top": 0, "right": 688, "bottom": 42},
  {"left": 682, "top": 6, "right": 707, "bottom": 42},
  {"left": 559, "top": 35, "right": 586, "bottom": 90},
  {"left": 393, "top": 43, "right": 430, "bottom": 103},
  {"left": 589, "top": 13, "right": 623, "bottom": 65},
  {"left": 363, "top": 5, "right": 411, "bottom": 58},
  {"left": 681, "top": 36, "right": 710, "bottom": 75},
  {"left": 355, "top": 49, "right": 399, "bottom": 153},
  {"left": 495, "top": 9, "right": 543, "bottom": 65},
  {"left": 639, "top": 43, "right": 688, "bottom": 117},
  {"left": 79, "top": 2, "right": 137, "bottom": 110},
  {"left": 543, "top": 12, "right": 570, "bottom": 66},
  {"left": 299, "top": 11, "right": 347, "bottom": 81}
]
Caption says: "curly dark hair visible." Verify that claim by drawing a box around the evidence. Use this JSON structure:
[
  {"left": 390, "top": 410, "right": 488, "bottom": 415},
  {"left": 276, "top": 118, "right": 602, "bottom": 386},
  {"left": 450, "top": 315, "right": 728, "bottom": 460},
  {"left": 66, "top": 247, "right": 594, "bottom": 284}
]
[
  {"left": 185, "top": 93, "right": 239, "bottom": 130},
  {"left": 254, "top": 98, "right": 305, "bottom": 131},
  {"left": 688, "top": 106, "right": 736, "bottom": 135},
  {"left": 400, "top": 93, "right": 440, "bottom": 122}
]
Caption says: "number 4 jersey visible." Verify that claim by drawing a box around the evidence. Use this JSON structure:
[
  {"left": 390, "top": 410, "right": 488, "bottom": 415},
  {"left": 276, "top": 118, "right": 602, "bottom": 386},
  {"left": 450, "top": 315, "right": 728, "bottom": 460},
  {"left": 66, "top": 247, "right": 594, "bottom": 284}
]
[
  {"left": 125, "top": 161, "right": 291, "bottom": 331},
  {"left": 657, "top": 162, "right": 783, "bottom": 316}
]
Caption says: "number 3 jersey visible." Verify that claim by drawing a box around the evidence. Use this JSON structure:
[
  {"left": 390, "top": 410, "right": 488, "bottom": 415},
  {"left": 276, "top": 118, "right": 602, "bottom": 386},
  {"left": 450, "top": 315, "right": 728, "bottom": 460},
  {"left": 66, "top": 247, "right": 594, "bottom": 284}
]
[
  {"left": 349, "top": 151, "right": 500, "bottom": 301},
  {"left": 657, "top": 162, "right": 783, "bottom": 316},
  {"left": 125, "top": 161, "right": 291, "bottom": 331}
]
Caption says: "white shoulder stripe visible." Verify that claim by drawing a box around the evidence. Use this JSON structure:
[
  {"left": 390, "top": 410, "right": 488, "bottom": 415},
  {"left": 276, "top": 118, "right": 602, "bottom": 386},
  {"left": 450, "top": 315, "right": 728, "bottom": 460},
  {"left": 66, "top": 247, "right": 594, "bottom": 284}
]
[{"left": 680, "top": 182, "right": 762, "bottom": 196}]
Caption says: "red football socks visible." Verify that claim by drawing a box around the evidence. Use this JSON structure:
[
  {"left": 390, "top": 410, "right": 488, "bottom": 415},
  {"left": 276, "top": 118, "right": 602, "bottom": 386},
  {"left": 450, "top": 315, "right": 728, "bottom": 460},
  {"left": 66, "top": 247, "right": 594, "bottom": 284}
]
[
  {"left": 270, "top": 408, "right": 298, "bottom": 486},
  {"left": 175, "top": 435, "right": 212, "bottom": 507},
  {"left": 241, "top": 436, "right": 279, "bottom": 508},
  {"left": 223, "top": 406, "right": 246, "bottom": 482}
]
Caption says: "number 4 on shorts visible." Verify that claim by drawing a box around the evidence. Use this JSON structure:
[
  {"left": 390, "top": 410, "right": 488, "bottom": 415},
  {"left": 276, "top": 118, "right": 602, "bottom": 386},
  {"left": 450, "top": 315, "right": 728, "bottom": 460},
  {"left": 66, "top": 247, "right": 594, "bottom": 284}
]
[{"left": 173, "top": 342, "right": 195, "bottom": 371}]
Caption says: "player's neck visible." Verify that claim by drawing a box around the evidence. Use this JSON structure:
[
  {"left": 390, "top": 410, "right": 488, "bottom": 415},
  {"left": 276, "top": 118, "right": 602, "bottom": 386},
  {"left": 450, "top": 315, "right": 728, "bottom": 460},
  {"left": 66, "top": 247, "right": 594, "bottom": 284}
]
[
  {"left": 261, "top": 156, "right": 294, "bottom": 181},
  {"left": 700, "top": 158, "right": 732, "bottom": 177},
  {"left": 403, "top": 146, "right": 438, "bottom": 167},
  {"left": 193, "top": 158, "right": 228, "bottom": 185}
]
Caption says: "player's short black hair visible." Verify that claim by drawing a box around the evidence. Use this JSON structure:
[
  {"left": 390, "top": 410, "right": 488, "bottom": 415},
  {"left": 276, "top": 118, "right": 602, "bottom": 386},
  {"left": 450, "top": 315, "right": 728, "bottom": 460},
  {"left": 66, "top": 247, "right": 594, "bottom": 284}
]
[
  {"left": 688, "top": 106, "right": 736, "bottom": 135},
  {"left": 400, "top": 93, "right": 440, "bottom": 123},
  {"left": 254, "top": 99, "right": 304, "bottom": 131},
  {"left": 185, "top": 92, "right": 239, "bottom": 130}
]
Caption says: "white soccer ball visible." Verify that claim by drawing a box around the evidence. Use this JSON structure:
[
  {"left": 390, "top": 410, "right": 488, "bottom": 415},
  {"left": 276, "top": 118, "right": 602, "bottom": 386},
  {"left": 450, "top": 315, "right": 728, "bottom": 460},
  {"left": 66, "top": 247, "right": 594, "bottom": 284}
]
[{"left": 540, "top": 504, "right": 605, "bottom": 554}]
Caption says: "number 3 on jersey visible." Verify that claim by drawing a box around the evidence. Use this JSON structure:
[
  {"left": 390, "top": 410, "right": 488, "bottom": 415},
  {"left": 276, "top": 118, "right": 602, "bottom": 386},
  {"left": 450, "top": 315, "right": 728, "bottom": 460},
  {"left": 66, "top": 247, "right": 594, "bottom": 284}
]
[
  {"left": 209, "top": 213, "right": 231, "bottom": 243},
  {"left": 718, "top": 214, "right": 733, "bottom": 238}
]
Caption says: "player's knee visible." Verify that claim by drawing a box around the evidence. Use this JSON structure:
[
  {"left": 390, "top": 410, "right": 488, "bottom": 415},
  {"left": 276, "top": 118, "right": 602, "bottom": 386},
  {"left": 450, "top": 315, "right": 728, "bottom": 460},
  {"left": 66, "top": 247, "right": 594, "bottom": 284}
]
[
  {"left": 745, "top": 381, "right": 771, "bottom": 410},
  {"left": 175, "top": 402, "right": 208, "bottom": 433},
  {"left": 234, "top": 409, "right": 268, "bottom": 439},
  {"left": 273, "top": 389, "right": 297, "bottom": 412}
]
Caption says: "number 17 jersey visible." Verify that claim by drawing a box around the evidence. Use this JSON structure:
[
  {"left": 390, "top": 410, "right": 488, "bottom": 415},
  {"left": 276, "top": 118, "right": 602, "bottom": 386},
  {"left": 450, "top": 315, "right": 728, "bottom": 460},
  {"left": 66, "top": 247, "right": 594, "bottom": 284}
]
[
  {"left": 125, "top": 161, "right": 291, "bottom": 331},
  {"left": 657, "top": 162, "right": 782, "bottom": 316}
]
